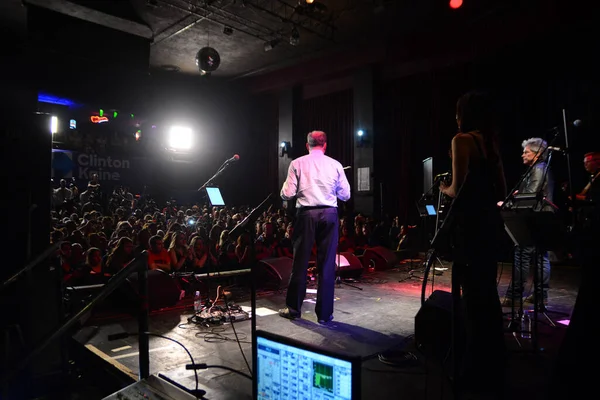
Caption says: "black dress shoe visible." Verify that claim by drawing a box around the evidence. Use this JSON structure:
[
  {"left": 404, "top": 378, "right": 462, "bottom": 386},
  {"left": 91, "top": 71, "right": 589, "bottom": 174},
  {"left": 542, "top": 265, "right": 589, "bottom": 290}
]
[
  {"left": 279, "top": 307, "right": 300, "bottom": 320},
  {"left": 318, "top": 315, "right": 333, "bottom": 324}
]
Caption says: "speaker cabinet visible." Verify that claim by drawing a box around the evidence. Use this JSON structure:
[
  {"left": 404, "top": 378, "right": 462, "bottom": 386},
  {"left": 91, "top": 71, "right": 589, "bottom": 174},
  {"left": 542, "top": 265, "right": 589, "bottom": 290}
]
[
  {"left": 256, "top": 257, "right": 293, "bottom": 290},
  {"left": 361, "top": 246, "right": 398, "bottom": 270},
  {"left": 414, "top": 290, "right": 463, "bottom": 360},
  {"left": 336, "top": 252, "right": 364, "bottom": 278},
  {"left": 123, "top": 269, "right": 182, "bottom": 311}
]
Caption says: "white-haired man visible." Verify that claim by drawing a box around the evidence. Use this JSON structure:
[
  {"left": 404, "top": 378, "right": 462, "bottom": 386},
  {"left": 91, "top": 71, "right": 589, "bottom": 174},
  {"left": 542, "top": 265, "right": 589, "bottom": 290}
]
[{"left": 503, "top": 137, "right": 554, "bottom": 308}]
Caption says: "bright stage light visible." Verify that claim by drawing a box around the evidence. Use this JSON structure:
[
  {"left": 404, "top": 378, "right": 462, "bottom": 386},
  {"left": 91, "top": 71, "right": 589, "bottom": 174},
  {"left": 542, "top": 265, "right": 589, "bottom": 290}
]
[
  {"left": 168, "top": 126, "right": 193, "bottom": 150},
  {"left": 357, "top": 129, "right": 364, "bottom": 137},
  {"left": 449, "top": 0, "right": 463, "bottom": 9},
  {"left": 50, "top": 116, "right": 58, "bottom": 134}
]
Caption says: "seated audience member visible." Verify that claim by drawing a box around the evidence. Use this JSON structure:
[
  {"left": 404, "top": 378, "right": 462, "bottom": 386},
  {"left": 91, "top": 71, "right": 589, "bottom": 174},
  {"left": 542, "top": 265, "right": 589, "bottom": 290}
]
[
  {"left": 85, "top": 247, "right": 103, "bottom": 275},
  {"left": 104, "top": 237, "right": 135, "bottom": 275},
  {"left": 276, "top": 224, "right": 294, "bottom": 258},
  {"left": 70, "top": 243, "right": 86, "bottom": 270},
  {"left": 58, "top": 241, "right": 73, "bottom": 275},
  {"left": 79, "top": 247, "right": 107, "bottom": 284},
  {"left": 217, "top": 229, "right": 238, "bottom": 269},
  {"left": 169, "top": 231, "right": 192, "bottom": 272},
  {"left": 338, "top": 224, "right": 355, "bottom": 253},
  {"left": 134, "top": 228, "right": 151, "bottom": 257},
  {"left": 235, "top": 232, "right": 254, "bottom": 266},
  {"left": 148, "top": 235, "right": 171, "bottom": 272},
  {"left": 354, "top": 223, "right": 367, "bottom": 254},
  {"left": 189, "top": 236, "right": 208, "bottom": 271}
]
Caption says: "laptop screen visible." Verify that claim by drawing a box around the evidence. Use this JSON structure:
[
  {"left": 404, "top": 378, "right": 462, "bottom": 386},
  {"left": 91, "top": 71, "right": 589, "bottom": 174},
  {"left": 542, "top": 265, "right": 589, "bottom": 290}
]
[{"left": 255, "top": 330, "right": 360, "bottom": 400}]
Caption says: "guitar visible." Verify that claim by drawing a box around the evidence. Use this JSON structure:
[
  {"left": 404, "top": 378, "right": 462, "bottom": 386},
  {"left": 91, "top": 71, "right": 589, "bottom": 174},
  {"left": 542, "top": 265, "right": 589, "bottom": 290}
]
[{"left": 578, "top": 170, "right": 600, "bottom": 199}]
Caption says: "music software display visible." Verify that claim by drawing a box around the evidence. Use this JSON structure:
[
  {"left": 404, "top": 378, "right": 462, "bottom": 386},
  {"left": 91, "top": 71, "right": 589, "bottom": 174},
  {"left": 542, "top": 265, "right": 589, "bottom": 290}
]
[{"left": 256, "top": 331, "right": 358, "bottom": 400}]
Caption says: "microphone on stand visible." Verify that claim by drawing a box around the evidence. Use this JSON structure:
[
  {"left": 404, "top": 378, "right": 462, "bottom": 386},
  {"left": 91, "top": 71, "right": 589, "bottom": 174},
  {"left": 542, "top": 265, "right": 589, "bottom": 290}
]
[
  {"left": 547, "top": 146, "right": 568, "bottom": 153},
  {"left": 197, "top": 155, "right": 240, "bottom": 191},
  {"left": 548, "top": 119, "right": 583, "bottom": 132},
  {"left": 225, "top": 154, "right": 240, "bottom": 164}
]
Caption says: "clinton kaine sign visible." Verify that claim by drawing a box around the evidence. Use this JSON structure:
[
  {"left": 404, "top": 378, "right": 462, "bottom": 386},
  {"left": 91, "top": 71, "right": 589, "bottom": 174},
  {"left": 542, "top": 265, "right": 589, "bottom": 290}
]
[{"left": 52, "top": 150, "right": 148, "bottom": 183}]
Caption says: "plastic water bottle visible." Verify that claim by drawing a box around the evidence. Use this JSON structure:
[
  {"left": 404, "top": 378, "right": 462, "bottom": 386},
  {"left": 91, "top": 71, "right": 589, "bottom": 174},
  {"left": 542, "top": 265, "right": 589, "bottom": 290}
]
[
  {"left": 521, "top": 311, "right": 531, "bottom": 339},
  {"left": 194, "top": 290, "right": 202, "bottom": 314}
]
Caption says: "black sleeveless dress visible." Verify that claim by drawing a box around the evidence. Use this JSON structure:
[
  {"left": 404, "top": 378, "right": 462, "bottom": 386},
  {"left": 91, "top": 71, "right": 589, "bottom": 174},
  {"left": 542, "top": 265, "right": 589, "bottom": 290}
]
[
  {"left": 450, "top": 132, "right": 506, "bottom": 395},
  {"left": 452, "top": 132, "right": 502, "bottom": 264}
]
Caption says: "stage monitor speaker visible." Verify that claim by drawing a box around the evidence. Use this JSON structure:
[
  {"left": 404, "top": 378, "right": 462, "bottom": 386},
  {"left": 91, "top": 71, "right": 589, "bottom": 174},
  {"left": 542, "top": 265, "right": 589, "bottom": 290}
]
[
  {"left": 415, "top": 290, "right": 463, "bottom": 361},
  {"left": 123, "top": 270, "right": 182, "bottom": 311},
  {"left": 337, "top": 252, "right": 363, "bottom": 278},
  {"left": 361, "top": 246, "right": 398, "bottom": 270},
  {"left": 256, "top": 257, "right": 293, "bottom": 290}
]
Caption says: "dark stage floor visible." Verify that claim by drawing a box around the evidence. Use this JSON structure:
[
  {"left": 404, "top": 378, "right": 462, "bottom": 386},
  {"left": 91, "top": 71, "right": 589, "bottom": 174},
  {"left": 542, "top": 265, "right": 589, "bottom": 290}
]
[{"left": 72, "top": 257, "right": 581, "bottom": 400}]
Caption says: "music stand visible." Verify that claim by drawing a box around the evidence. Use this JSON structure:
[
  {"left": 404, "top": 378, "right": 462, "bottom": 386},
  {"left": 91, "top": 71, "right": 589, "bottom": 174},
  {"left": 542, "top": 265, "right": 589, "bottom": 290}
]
[{"left": 502, "top": 208, "right": 566, "bottom": 350}]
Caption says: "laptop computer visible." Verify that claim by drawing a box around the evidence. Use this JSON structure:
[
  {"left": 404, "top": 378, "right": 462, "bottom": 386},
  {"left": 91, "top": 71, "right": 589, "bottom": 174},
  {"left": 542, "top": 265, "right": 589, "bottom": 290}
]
[{"left": 254, "top": 329, "right": 361, "bottom": 400}]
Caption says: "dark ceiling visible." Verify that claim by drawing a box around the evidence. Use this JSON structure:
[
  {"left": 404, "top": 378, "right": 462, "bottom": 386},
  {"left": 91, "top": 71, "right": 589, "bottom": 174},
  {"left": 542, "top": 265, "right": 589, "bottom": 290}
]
[{"left": 3, "top": 0, "right": 523, "bottom": 78}]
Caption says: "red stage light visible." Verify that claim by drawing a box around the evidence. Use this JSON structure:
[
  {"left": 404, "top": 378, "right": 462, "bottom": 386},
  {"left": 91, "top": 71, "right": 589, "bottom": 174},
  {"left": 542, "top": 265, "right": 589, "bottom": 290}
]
[{"left": 449, "top": 0, "right": 463, "bottom": 9}]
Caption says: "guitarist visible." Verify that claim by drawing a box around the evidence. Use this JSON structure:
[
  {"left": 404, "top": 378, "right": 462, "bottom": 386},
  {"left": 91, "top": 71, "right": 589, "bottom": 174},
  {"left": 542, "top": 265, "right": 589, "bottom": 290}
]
[
  {"left": 439, "top": 91, "right": 507, "bottom": 400},
  {"left": 576, "top": 152, "right": 600, "bottom": 203}
]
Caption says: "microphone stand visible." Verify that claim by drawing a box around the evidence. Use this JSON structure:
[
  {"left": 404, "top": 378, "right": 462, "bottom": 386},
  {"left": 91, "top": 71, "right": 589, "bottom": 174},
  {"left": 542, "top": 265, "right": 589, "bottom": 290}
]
[
  {"left": 562, "top": 109, "right": 576, "bottom": 230},
  {"left": 416, "top": 174, "right": 445, "bottom": 251},
  {"left": 197, "top": 160, "right": 235, "bottom": 194}
]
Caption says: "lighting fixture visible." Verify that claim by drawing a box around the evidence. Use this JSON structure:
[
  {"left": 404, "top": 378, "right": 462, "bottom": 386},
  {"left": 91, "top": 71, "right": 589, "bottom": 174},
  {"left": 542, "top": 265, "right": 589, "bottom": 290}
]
[
  {"left": 196, "top": 47, "right": 221, "bottom": 75},
  {"left": 168, "top": 126, "right": 193, "bottom": 150},
  {"left": 50, "top": 116, "right": 58, "bottom": 134},
  {"left": 280, "top": 141, "right": 292, "bottom": 157}
]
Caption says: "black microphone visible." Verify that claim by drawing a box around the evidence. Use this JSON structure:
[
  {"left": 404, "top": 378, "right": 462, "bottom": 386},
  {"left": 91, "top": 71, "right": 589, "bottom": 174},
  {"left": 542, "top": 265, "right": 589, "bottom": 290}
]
[{"left": 549, "top": 119, "right": 582, "bottom": 131}]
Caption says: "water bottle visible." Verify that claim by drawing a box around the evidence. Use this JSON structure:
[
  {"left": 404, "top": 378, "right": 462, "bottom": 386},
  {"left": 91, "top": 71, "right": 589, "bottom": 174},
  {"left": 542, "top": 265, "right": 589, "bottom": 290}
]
[
  {"left": 521, "top": 311, "right": 531, "bottom": 339},
  {"left": 193, "top": 290, "right": 202, "bottom": 314}
]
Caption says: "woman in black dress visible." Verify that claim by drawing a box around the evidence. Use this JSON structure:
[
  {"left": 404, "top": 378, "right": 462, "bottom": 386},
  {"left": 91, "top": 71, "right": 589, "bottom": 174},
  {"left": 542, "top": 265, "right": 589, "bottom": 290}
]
[{"left": 439, "top": 90, "right": 507, "bottom": 398}]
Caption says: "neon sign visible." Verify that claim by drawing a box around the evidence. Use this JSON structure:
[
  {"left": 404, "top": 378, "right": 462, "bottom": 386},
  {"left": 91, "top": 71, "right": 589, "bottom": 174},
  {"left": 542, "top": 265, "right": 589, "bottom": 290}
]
[{"left": 90, "top": 116, "right": 109, "bottom": 124}]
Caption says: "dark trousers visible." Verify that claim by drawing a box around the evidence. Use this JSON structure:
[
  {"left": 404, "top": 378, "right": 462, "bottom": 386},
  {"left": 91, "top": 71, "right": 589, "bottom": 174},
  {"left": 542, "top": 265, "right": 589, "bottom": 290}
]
[
  {"left": 453, "top": 258, "right": 506, "bottom": 392},
  {"left": 286, "top": 207, "right": 339, "bottom": 319},
  {"left": 506, "top": 246, "right": 551, "bottom": 300}
]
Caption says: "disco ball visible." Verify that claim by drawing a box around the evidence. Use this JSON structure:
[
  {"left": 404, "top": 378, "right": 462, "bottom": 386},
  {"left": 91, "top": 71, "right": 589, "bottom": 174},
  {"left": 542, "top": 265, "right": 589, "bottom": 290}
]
[{"left": 195, "top": 47, "right": 221, "bottom": 73}]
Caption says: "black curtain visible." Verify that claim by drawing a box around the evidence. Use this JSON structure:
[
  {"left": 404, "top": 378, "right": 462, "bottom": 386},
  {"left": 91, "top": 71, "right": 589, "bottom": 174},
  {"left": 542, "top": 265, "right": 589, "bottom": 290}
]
[
  {"left": 375, "top": 25, "right": 600, "bottom": 228},
  {"left": 246, "top": 93, "right": 279, "bottom": 204},
  {"left": 293, "top": 88, "right": 354, "bottom": 210}
]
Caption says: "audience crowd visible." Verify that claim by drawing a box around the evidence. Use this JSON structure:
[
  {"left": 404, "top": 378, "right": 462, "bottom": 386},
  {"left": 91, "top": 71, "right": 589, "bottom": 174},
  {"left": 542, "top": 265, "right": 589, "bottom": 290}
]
[{"left": 50, "top": 176, "right": 410, "bottom": 289}]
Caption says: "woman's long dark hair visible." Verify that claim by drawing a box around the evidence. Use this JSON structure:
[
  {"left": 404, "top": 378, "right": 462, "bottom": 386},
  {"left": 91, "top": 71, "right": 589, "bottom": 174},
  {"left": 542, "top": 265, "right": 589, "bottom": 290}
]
[{"left": 456, "top": 90, "right": 500, "bottom": 165}]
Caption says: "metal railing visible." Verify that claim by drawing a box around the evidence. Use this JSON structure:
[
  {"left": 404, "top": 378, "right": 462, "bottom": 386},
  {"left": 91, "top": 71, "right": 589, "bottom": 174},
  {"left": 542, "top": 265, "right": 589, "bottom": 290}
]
[{"left": 1, "top": 251, "right": 151, "bottom": 384}]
